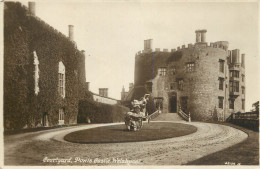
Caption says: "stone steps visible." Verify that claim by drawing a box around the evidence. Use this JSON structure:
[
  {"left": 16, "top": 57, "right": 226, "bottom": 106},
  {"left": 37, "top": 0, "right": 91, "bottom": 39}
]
[{"left": 153, "top": 113, "right": 185, "bottom": 121}]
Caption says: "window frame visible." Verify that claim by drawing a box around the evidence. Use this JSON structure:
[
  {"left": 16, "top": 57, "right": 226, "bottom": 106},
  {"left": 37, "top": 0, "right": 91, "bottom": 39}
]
[
  {"left": 229, "top": 99, "right": 235, "bottom": 109},
  {"left": 218, "top": 96, "right": 224, "bottom": 109},
  {"left": 158, "top": 67, "right": 166, "bottom": 76},
  {"left": 186, "top": 62, "right": 195, "bottom": 72},
  {"left": 58, "top": 61, "right": 65, "bottom": 98},
  {"left": 219, "top": 59, "right": 225, "bottom": 73},
  {"left": 219, "top": 77, "right": 224, "bottom": 90},
  {"left": 177, "top": 79, "right": 184, "bottom": 91}
]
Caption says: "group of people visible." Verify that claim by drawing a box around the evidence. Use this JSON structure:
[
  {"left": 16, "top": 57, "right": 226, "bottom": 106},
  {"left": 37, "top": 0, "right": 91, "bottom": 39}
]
[{"left": 124, "top": 94, "right": 150, "bottom": 131}]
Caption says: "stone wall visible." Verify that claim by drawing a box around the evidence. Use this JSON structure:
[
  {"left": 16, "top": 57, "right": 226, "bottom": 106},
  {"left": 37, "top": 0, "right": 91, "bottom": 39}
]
[{"left": 134, "top": 40, "right": 245, "bottom": 121}]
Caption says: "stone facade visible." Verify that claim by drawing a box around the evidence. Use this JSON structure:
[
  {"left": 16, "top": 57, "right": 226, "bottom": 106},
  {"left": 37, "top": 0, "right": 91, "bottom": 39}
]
[{"left": 132, "top": 30, "right": 246, "bottom": 121}]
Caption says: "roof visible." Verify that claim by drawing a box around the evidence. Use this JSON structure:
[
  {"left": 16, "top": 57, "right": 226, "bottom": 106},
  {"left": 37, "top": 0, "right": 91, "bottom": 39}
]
[
  {"left": 92, "top": 93, "right": 119, "bottom": 101},
  {"left": 124, "top": 85, "right": 150, "bottom": 102}
]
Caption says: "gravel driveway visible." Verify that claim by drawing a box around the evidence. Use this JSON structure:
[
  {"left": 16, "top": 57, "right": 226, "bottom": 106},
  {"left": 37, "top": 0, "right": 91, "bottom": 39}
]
[{"left": 4, "top": 121, "right": 248, "bottom": 165}]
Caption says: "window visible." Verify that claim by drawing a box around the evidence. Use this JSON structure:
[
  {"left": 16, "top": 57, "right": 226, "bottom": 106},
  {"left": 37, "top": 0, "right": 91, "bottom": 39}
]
[
  {"left": 242, "top": 99, "right": 245, "bottom": 110},
  {"left": 219, "top": 77, "right": 224, "bottom": 90},
  {"left": 219, "top": 59, "right": 225, "bottom": 73},
  {"left": 58, "top": 61, "right": 65, "bottom": 98},
  {"left": 177, "top": 79, "right": 184, "bottom": 91},
  {"left": 171, "top": 67, "right": 176, "bottom": 75},
  {"left": 229, "top": 99, "right": 234, "bottom": 109},
  {"left": 170, "top": 83, "right": 175, "bottom": 90},
  {"left": 186, "top": 62, "right": 195, "bottom": 72},
  {"left": 230, "top": 70, "right": 239, "bottom": 78},
  {"left": 58, "top": 108, "right": 65, "bottom": 125},
  {"left": 218, "top": 97, "right": 224, "bottom": 109},
  {"left": 158, "top": 67, "right": 166, "bottom": 76},
  {"left": 242, "top": 74, "right": 245, "bottom": 82},
  {"left": 229, "top": 81, "right": 239, "bottom": 92},
  {"left": 154, "top": 97, "right": 163, "bottom": 110},
  {"left": 33, "top": 51, "right": 40, "bottom": 95},
  {"left": 242, "top": 86, "right": 245, "bottom": 94}
]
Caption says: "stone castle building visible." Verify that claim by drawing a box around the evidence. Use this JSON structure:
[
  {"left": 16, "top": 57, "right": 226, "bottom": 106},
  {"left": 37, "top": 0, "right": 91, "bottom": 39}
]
[
  {"left": 4, "top": 2, "right": 88, "bottom": 129},
  {"left": 123, "top": 29, "right": 246, "bottom": 121}
]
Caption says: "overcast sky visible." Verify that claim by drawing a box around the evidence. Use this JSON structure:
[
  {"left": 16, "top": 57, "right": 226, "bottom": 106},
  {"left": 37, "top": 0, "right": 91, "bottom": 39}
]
[{"left": 19, "top": 0, "right": 259, "bottom": 111}]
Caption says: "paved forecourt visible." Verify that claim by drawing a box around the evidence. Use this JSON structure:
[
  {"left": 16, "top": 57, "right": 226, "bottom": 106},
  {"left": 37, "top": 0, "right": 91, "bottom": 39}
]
[{"left": 4, "top": 118, "right": 248, "bottom": 165}]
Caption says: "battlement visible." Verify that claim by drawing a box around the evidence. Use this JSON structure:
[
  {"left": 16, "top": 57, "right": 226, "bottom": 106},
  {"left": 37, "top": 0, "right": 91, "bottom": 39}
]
[{"left": 136, "top": 30, "right": 240, "bottom": 56}]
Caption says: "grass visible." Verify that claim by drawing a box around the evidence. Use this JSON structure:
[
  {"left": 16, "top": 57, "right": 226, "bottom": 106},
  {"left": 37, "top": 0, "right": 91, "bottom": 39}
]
[
  {"left": 64, "top": 122, "right": 197, "bottom": 144},
  {"left": 187, "top": 122, "right": 259, "bottom": 165}
]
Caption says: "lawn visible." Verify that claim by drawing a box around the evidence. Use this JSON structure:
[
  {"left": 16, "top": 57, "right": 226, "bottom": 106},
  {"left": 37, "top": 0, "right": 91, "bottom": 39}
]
[
  {"left": 64, "top": 122, "right": 197, "bottom": 143},
  {"left": 187, "top": 122, "right": 259, "bottom": 165}
]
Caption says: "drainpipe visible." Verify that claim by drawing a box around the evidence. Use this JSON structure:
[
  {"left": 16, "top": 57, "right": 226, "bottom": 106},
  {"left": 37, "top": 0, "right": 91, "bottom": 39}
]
[{"left": 224, "top": 55, "right": 227, "bottom": 121}]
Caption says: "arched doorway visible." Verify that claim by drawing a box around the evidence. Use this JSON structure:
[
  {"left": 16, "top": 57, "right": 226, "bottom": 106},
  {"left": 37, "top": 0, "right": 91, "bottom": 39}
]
[
  {"left": 169, "top": 93, "right": 177, "bottom": 113},
  {"left": 42, "top": 112, "right": 49, "bottom": 127}
]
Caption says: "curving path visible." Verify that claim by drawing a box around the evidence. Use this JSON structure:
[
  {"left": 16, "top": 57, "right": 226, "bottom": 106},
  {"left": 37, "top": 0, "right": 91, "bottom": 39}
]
[{"left": 4, "top": 121, "right": 248, "bottom": 165}]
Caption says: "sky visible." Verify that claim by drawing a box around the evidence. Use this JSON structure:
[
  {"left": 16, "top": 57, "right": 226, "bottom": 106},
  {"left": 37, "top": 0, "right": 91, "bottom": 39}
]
[{"left": 19, "top": 0, "right": 259, "bottom": 111}]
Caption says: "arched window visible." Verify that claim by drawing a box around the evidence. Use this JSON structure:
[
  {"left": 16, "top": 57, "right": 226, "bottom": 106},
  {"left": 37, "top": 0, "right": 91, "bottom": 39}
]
[
  {"left": 58, "top": 61, "right": 65, "bottom": 98},
  {"left": 33, "top": 51, "right": 40, "bottom": 95}
]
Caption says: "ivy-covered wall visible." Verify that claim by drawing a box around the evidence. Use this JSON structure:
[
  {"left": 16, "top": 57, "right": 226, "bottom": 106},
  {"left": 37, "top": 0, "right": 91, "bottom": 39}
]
[
  {"left": 4, "top": 2, "right": 87, "bottom": 129},
  {"left": 78, "top": 97, "right": 130, "bottom": 123},
  {"left": 134, "top": 51, "right": 182, "bottom": 86}
]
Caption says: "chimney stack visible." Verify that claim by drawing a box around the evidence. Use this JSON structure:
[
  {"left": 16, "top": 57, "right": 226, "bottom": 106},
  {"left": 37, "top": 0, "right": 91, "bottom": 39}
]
[
  {"left": 241, "top": 54, "right": 245, "bottom": 68},
  {"left": 99, "top": 88, "right": 108, "bottom": 97},
  {"left": 68, "top": 25, "right": 74, "bottom": 41},
  {"left": 144, "top": 39, "right": 153, "bottom": 52},
  {"left": 195, "top": 29, "right": 207, "bottom": 43},
  {"left": 195, "top": 31, "right": 201, "bottom": 43},
  {"left": 28, "top": 2, "right": 36, "bottom": 16},
  {"left": 231, "top": 49, "right": 240, "bottom": 64}
]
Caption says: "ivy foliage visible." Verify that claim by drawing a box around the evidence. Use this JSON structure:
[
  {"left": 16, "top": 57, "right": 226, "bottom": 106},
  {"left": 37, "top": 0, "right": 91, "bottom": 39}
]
[
  {"left": 134, "top": 52, "right": 177, "bottom": 86},
  {"left": 78, "top": 98, "right": 129, "bottom": 123},
  {"left": 4, "top": 2, "right": 86, "bottom": 129}
]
